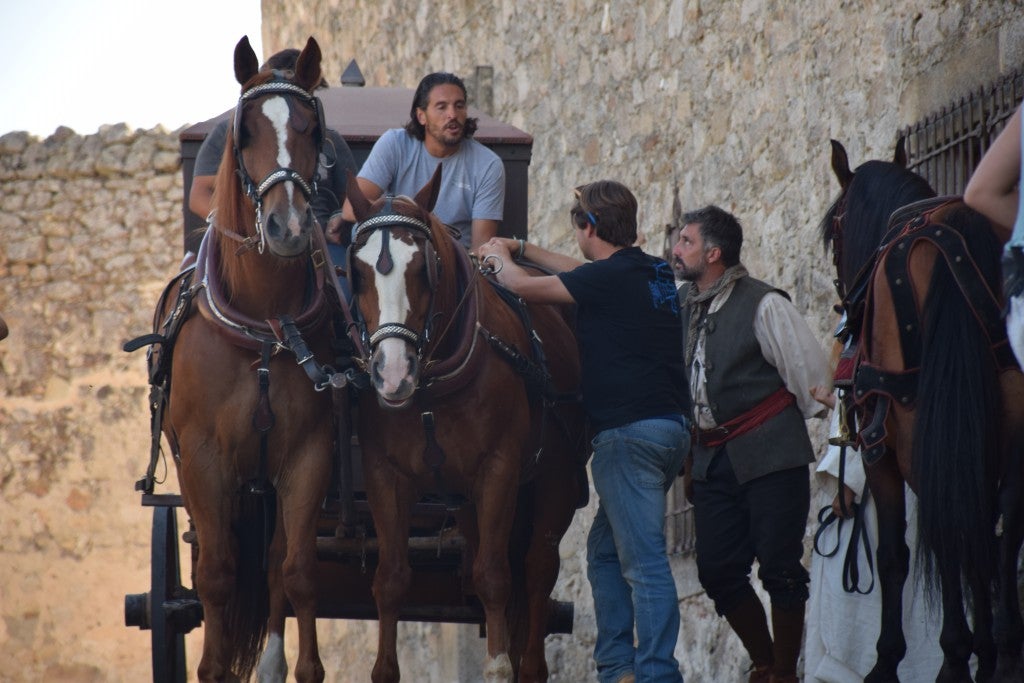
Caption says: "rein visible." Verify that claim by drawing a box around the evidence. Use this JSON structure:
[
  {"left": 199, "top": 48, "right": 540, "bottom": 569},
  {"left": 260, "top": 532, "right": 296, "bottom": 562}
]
[{"left": 812, "top": 389, "right": 875, "bottom": 595}]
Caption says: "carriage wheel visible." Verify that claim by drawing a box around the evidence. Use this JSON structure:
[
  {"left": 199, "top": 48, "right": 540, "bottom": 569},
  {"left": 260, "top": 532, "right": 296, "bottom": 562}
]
[
  {"left": 126, "top": 505, "right": 189, "bottom": 683},
  {"left": 149, "top": 505, "right": 188, "bottom": 683}
]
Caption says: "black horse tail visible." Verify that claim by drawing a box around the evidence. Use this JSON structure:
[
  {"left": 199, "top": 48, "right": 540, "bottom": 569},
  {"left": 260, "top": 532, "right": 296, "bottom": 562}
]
[
  {"left": 912, "top": 237, "right": 1001, "bottom": 603},
  {"left": 225, "top": 485, "right": 276, "bottom": 680}
]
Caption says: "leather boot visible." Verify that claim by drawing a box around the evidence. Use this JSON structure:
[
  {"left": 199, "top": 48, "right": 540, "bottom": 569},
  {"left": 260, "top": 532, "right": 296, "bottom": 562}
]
[
  {"left": 724, "top": 593, "right": 774, "bottom": 680},
  {"left": 769, "top": 603, "right": 805, "bottom": 682}
]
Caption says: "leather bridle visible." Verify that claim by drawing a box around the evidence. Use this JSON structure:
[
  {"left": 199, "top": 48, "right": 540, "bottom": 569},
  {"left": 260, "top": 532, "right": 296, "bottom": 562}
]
[
  {"left": 350, "top": 198, "right": 440, "bottom": 358},
  {"left": 229, "top": 78, "right": 324, "bottom": 254}
]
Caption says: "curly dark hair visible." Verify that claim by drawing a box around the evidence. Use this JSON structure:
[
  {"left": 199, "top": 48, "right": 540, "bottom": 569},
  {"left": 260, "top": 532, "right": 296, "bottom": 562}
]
[{"left": 403, "top": 72, "right": 478, "bottom": 141}]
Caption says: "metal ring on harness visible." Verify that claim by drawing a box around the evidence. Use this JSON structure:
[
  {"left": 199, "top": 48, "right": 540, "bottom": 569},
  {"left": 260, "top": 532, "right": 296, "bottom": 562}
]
[{"left": 480, "top": 254, "right": 503, "bottom": 275}]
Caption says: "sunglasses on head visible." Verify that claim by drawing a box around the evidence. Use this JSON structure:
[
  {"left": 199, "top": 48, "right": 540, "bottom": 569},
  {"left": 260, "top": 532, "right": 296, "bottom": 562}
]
[{"left": 572, "top": 188, "right": 598, "bottom": 226}]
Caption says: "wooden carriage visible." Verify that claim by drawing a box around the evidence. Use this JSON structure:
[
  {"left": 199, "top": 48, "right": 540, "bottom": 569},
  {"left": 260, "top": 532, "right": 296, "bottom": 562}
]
[{"left": 123, "top": 83, "right": 576, "bottom": 683}]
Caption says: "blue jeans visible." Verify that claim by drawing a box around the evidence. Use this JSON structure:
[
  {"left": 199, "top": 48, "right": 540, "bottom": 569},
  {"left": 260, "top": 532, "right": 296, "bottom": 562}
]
[{"left": 587, "top": 417, "right": 689, "bottom": 683}]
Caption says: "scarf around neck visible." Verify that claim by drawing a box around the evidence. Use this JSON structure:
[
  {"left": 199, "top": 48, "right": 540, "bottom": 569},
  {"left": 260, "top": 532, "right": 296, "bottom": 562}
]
[{"left": 683, "top": 263, "right": 749, "bottom": 366}]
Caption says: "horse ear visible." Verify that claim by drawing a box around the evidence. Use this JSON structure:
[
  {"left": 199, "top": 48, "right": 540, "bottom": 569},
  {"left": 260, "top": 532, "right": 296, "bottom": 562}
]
[
  {"left": 347, "top": 170, "right": 372, "bottom": 221},
  {"left": 234, "top": 36, "right": 260, "bottom": 87},
  {"left": 830, "top": 139, "right": 854, "bottom": 190},
  {"left": 294, "top": 37, "right": 323, "bottom": 93},
  {"left": 414, "top": 164, "right": 443, "bottom": 213},
  {"left": 893, "top": 136, "right": 908, "bottom": 168}
]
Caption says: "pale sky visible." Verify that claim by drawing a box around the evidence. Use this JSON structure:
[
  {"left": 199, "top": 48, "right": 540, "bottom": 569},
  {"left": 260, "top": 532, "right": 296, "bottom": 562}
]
[{"left": 1, "top": 0, "right": 263, "bottom": 138}]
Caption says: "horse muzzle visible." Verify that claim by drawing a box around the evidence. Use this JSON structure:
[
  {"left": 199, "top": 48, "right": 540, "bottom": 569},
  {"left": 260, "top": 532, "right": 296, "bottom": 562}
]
[
  {"left": 263, "top": 205, "right": 316, "bottom": 258},
  {"left": 370, "top": 338, "right": 420, "bottom": 408}
]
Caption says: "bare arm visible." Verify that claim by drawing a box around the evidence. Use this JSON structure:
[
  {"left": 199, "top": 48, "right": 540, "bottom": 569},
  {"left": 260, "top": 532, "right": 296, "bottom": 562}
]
[
  {"left": 965, "top": 104, "right": 1021, "bottom": 241},
  {"left": 469, "top": 219, "right": 500, "bottom": 254},
  {"left": 478, "top": 239, "right": 576, "bottom": 304},
  {"left": 486, "top": 237, "right": 584, "bottom": 273},
  {"left": 188, "top": 174, "right": 216, "bottom": 220}
]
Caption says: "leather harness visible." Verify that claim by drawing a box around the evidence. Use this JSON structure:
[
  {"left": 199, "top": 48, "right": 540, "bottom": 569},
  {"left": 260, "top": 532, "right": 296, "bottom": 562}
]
[{"left": 840, "top": 197, "right": 1015, "bottom": 463}]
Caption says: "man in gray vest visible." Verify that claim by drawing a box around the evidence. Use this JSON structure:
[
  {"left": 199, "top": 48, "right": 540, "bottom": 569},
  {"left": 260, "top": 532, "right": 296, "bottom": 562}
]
[{"left": 672, "top": 205, "right": 830, "bottom": 683}]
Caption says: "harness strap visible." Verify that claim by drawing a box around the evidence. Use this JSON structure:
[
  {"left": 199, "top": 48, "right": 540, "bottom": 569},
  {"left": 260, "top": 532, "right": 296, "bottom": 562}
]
[
  {"left": 858, "top": 394, "right": 891, "bottom": 465},
  {"left": 268, "top": 314, "right": 351, "bottom": 391},
  {"left": 420, "top": 410, "right": 464, "bottom": 511},
  {"left": 124, "top": 267, "right": 200, "bottom": 494},
  {"left": 694, "top": 386, "right": 795, "bottom": 448},
  {"left": 253, "top": 341, "right": 276, "bottom": 434}
]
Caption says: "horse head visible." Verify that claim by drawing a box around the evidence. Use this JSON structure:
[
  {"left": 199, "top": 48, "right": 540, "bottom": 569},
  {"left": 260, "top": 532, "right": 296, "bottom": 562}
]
[
  {"left": 214, "top": 35, "right": 325, "bottom": 259},
  {"left": 819, "top": 138, "right": 935, "bottom": 296},
  {"left": 347, "top": 166, "right": 448, "bottom": 407}
]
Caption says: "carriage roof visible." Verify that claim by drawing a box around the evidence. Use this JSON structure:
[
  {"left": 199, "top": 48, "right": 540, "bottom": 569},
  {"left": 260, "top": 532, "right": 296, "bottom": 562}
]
[{"left": 179, "top": 85, "right": 534, "bottom": 254}]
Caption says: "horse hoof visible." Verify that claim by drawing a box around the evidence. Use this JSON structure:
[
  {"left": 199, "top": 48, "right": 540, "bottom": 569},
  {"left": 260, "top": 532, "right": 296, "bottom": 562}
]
[
  {"left": 935, "top": 662, "right": 973, "bottom": 683},
  {"left": 483, "top": 653, "right": 513, "bottom": 682},
  {"left": 864, "top": 668, "right": 899, "bottom": 683}
]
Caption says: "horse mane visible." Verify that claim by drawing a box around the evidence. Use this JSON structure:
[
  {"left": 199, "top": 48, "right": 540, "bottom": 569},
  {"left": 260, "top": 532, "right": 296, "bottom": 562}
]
[{"left": 819, "top": 160, "right": 935, "bottom": 290}]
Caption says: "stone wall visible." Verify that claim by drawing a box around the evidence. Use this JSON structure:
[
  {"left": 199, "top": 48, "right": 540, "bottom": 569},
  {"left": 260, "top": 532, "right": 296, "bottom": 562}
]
[
  {"left": 1, "top": 1, "right": 1022, "bottom": 681},
  {"left": 0, "top": 125, "right": 186, "bottom": 681}
]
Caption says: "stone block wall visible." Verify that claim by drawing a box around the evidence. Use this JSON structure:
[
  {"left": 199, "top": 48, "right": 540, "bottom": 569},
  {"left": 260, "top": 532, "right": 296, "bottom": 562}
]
[
  {"left": 258, "top": 0, "right": 1023, "bottom": 679},
  {"left": 1, "top": 1, "right": 1021, "bottom": 680},
  {"left": 0, "top": 125, "right": 186, "bottom": 681}
]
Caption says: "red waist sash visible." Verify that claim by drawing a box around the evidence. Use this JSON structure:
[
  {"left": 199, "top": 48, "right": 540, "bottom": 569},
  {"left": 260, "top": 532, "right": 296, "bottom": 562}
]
[{"left": 694, "top": 386, "right": 796, "bottom": 448}]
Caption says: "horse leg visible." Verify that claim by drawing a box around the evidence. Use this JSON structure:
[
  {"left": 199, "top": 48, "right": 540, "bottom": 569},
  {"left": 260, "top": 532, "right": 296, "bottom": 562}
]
[
  {"left": 192, "top": 507, "right": 239, "bottom": 682},
  {"left": 258, "top": 528, "right": 289, "bottom": 683},
  {"left": 276, "top": 438, "right": 332, "bottom": 683},
  {"left": 970, "top": 567, "right": 996, "bottom": 683},
  {"left": 863, "top": 455, "right": 909, "bottom": 683},
  {"left": 473, "top": 463, "right": 520, "bottom": 682},
  {"left": 364, "top": 454, "right": 414, "bottom": 683},
  {"left": 515, "top": 465, "right": 579, "bottom": 682},
  {"left": 934, "top": 565, "right": 973, "bottom": 683}
]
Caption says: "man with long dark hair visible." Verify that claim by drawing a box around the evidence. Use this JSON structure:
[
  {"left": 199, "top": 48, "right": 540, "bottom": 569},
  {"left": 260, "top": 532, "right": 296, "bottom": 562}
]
[{"left": 336, "top": 72, "right": 504, "bottom": 252}]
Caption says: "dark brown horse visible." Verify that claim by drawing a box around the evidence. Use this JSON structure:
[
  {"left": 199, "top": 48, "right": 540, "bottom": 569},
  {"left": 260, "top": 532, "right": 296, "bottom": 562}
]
[
  {"left": 821, "top": 139, "right": 1024, "bottom": 682},
  {"left": 346, "top": 170, "right": 587, "bottom": 682},
  {"left": 159, "top": 36, "right": 342, "bottom": 682}
]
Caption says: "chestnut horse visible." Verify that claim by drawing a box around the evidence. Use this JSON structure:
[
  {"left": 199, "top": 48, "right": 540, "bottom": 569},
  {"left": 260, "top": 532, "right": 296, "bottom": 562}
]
[
  {"left": 159, "top": 37, "right": 342, "bottom": 682},
  {"left": 820, "top": 139, "right": 1024, "bottom": 682},
  {"left": 346, "top": 170, "right": 587, "bottom": 682}
]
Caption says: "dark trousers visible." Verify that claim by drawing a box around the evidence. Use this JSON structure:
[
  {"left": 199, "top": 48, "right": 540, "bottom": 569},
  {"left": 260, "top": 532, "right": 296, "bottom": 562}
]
[{"left": 693, "top": 447, "right": 810, "bottom": 615}]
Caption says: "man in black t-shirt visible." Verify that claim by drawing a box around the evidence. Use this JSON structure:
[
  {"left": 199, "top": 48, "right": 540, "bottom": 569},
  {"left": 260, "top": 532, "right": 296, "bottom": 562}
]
[{"left": 479, "top": 180, "right": 691, "bottom": 683}]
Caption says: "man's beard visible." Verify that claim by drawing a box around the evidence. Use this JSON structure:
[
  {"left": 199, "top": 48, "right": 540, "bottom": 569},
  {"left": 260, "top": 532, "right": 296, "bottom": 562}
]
[
  {"left": 675, "top": 259, "right": 703, "bottom": 282},
  {"left": 435, "top": 124, "right": 464, "bottom": 147}
]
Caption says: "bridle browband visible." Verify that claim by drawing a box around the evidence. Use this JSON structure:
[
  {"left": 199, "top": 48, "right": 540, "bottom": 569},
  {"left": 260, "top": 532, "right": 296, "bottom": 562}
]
[
  {"left": 229, "top": 78, "right": 324, "bottom": 254},
  {"left": 352, "top": 212, "right": 433, "bottom": 243}
]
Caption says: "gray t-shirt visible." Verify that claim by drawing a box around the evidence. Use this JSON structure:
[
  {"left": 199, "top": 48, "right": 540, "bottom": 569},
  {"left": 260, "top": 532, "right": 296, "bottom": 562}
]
[{"left": 357, "top": 128, "right": 505, "bottom": 248}]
